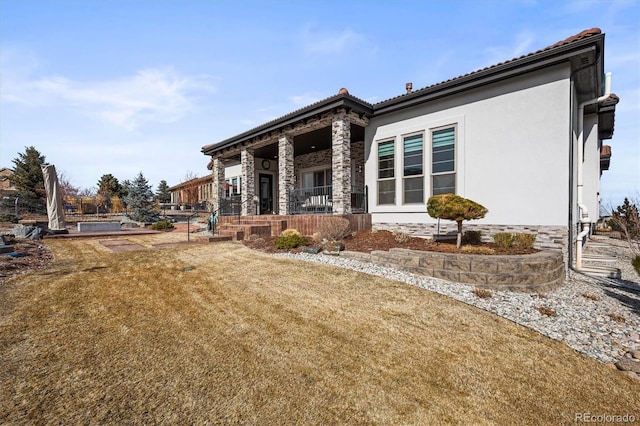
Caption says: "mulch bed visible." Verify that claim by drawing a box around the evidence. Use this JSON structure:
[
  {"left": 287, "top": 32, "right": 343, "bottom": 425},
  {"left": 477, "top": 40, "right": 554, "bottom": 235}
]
[
  {"left": 242, "top": 230, "right": 538, "bottom": 255},
  {"left": 0, "top": 235, "right": 54, "bottom": 282}
]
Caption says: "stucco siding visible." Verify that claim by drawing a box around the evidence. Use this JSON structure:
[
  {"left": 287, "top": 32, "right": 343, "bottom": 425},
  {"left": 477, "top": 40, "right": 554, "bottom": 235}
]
[
  {"left": 582, "top": 114, "right": 601, "bottom": 221},
  {"left": 365, "top": 63, "right": 571, "bottom": 227}
]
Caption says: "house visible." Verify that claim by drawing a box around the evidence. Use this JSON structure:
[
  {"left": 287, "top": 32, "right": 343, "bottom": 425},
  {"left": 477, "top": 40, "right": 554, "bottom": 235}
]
[
  {"left": 0, "top": 167, "right": 18, "bottom": 197},
  {"left": 201, "top": 28, "right": 618, "bottom": 271}
]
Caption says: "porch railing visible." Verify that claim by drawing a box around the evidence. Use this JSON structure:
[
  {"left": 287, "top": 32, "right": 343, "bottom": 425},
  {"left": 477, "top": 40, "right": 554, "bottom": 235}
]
[
  {"left": 218, "top": 195, "right": 242, "bottom": 216},
  {"left": 288, "top": 184, "right": 367, "bottom": 215}
]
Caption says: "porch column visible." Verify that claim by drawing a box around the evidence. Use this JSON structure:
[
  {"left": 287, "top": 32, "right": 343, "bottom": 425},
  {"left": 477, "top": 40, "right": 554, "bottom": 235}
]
[
  {"left": 332, "top": 111, "right": 351, "bottom": 214},
  {"left": 211, "top": 157, "right": 225, "bottom": 213},
  {"left": 241, "top": 149, "right": 255, "bottom": 216},
  {"left": 278, "top": 134, "right": 294, "bottom": 215}
]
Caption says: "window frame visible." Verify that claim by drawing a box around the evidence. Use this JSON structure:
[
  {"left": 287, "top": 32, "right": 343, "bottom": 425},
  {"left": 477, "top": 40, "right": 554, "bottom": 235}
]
[
  {"left": 430, "top": 125, "right": 457, "bottom": 196},
  {"left": 376, "top": 138, "right": 396, "bottom": 205},
  {"left": 401, "top": 132, "right": 425, "bottom": 205}
]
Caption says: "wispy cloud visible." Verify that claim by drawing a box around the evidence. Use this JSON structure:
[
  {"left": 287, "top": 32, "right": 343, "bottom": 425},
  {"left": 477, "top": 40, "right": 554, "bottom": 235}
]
[
  {"left": 1, "top": 50, "right": 217, "bottom": 131},
  {"left": 482, "top": 30, "right": 536, "bottom": 66},
  {"left": 300, "top": 26, "right": 365, "bottom": 55},
  {"left": 288, "top": 93, "right": 322, "bottom": 107}
]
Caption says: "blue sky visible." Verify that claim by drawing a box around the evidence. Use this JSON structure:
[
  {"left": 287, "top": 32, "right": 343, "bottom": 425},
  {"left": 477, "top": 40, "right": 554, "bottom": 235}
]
[{"left": 1, "top": 0, "right": 638, "bottom": 208}]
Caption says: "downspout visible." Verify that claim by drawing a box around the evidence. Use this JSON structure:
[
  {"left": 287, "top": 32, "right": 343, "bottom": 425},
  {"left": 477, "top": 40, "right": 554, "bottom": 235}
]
[{"left": 575, "top": 71, "right": 611, "bottom": 270}]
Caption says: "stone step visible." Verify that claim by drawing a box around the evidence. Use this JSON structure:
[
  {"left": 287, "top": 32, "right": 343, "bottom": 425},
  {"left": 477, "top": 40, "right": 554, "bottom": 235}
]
[
  {"left": 579, "top": 265, "right": 622, "bottom": 279},
  {"left": 219, "top": 229, "right": 245, "bottom": 241},
  {"left": 218, "top": 224, "right": 272, "bottom": 240}
]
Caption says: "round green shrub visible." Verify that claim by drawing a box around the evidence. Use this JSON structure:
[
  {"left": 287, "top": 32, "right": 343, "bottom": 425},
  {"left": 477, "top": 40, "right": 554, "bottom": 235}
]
[
  {"left": 274, "top": 234, "right": 307, "bottom": 250},
  {"left": 151, "top": 220, "right": 175, "bottom": 231}
]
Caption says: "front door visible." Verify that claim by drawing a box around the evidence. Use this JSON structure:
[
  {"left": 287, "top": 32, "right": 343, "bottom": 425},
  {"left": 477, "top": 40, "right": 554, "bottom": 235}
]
[{"left": 259, "top": 174, "right": 273, "bottom": 214}]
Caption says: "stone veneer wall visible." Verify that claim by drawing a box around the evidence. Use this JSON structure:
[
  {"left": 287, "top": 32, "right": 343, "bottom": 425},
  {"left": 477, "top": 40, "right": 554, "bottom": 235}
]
[
  {"left": 374, "top": 222, "right": 569, "bottom": 275},
  {"left": 293, "top": 141, "right": 365, "bottom": 189},
  {"left": 341, "top": 248, "right": 564, "bottom": 293}
]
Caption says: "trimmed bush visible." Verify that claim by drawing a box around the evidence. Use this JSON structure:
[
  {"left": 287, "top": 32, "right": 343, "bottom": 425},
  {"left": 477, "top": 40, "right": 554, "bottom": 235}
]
[
  {"left": 462, "top": 230, "right": 482, "bottom": 245},
  {"left": 281, "top": 228, "right": 302, "bottom": 238},
  {"left": 274, "top": 234, "right": 307, "bottom": 250},
  {"left": 493, "top": 232, "right": 515, "bottom": 249},
  {"left": 151, "top": 220, "right": 174, "bottom": 231},
  {"left": 427, "top": 194, "right": 488, "bottom": 248},
  {"left": 514, "top": 233, "right": 536, "bottom": 249},
  {"left": 318, "top": 217, "right": 351, "bottom": 242},
  {"left": 393, "top": 230, "right": 410, "bottom": 243}
]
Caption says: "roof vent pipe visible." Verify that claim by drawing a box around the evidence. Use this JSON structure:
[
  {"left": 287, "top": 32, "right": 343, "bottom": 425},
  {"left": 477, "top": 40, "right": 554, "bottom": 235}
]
[
  {"left": 406, "top": 82, "right": 412, "bottom": 94},
  {"left": 604, "top": 71, "right": 612, "bottom": 96}
]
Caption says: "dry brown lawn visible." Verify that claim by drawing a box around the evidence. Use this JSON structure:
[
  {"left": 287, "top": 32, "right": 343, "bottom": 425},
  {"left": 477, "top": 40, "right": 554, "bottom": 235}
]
[{"left": 1, "top": 233, "right": 638, "bottom": 425}]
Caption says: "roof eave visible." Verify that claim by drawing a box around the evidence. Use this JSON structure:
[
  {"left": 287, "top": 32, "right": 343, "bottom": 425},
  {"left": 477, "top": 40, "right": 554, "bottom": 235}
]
[
  {"left": 374, "top": 35, "right": 603, "bottom": 116},
  {"left": 202, "top": 95, "right": 373, "bottom": 156}
]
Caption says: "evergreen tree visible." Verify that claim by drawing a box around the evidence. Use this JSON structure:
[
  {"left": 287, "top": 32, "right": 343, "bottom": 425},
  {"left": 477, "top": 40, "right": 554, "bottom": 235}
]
[
  {"left": 156, "top": 180, "right": 171, "bottom": 203},
  {"left": 427, "top": 194, "right": 488, "bottom": 248},
  {"left": 124, "top": 172, "right": 158, "bottom": 222},
  {"left": 11, "top": 146, "right": 46, "bottom": 202},
  {"left": 610, "top": 197, "right": 639, "bottom": 238},
  {"left": 96, "top": 174, "right": 123, "bottom": 211}
]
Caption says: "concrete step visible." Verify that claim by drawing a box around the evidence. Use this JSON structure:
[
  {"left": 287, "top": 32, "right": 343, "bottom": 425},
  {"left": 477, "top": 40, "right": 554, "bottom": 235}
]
[
  {"left": 579, "top": 265, "right": 622, "bottom": 279},
  {"left": 582, "top": 254, "right": 618, "bottom": 262}
]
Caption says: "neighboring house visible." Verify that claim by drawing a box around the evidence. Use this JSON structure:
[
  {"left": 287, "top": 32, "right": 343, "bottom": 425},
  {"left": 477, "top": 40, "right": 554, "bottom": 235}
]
[
  {"left": 169, "top": 175, "right": 214, "bottom": 209},
  {"left": 201, "top": 28, "right": 618, "bottom": 270},
  {"left": 0, "top": 167, "right": 18, "bottom": 197}
]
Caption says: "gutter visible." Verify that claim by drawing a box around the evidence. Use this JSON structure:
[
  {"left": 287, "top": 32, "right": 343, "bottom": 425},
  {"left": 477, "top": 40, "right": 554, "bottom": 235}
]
[{"left": 574, "top": 71, "right": 611, "bottom": 271}]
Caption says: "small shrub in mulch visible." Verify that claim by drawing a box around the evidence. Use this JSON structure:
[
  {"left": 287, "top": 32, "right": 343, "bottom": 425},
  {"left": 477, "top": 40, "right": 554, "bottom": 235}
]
[
  {"left": 318, "top": 218, "right": 351, "bottom": 242},
  {"left": 493, "top": 232, "right": 515, "bottom": 249},
  {"left": 461, "top": 245, "right": 495, "bottom": 255},
  {"left": 151, "top": 220, "right": 175, "bottom": 231},
  {"left": 274, "top": 234, "right": 307, "bottom": 250},
  {"left": 462, "top": 230, "right": 482, "bottom": 245},
  {"left": 513, "top": 233, "right": 536, "bottom": 249}
]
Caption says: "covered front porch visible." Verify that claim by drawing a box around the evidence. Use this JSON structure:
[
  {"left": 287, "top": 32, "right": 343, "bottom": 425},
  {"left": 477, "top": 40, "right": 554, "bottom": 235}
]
[{"left": 202, "top": 89, "right": 373, "bottom": 217}]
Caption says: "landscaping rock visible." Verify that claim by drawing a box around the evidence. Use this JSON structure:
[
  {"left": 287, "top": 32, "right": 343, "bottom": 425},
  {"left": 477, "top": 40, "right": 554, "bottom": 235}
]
[
  {"left": 615, "top": 358, "right": 640, "bottom": 374},
  {"left": 302, "top": 246, "right": 322, "bottom": 254}
]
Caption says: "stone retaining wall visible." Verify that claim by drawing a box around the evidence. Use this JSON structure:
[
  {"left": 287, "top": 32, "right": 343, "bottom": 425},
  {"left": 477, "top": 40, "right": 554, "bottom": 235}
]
[
  {"left": 341, "top": 248, "right": 564, "bottom": 293},
  {"left": 374, "top": 222, "right": 569, "bottom": 277}
]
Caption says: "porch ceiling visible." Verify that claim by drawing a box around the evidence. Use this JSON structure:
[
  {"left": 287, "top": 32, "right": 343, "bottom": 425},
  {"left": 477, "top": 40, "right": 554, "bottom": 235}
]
[{"left": 252, "top": 124, "right": 365, "bottom": 160}]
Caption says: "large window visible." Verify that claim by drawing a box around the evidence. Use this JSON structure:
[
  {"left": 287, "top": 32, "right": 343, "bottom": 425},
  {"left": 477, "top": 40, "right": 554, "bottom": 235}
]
[
  {"left": 225, "top": 177, "right": 242, "bottom": 197},
  {"left": 403, "top": 134, "right": 423, "bottom": 203},
  {"left": 431, "top": 127, "right": 456, "bottom": 195},
  {"left": 377, "top": 140, "right": 395, "bottom": 205},
  {"left": 302, "top": 168, "right": 332, "bottom": 189}
]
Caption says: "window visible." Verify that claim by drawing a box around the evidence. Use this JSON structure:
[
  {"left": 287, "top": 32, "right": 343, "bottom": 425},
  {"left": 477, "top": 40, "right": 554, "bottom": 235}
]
[
  {"left": 377, "top": 140, "right": 395, "bottom": 204},
  {"left": 403, "top": 134, "right": 423, "bottom": 203},
  {"left": 431, "top": 127, "right": 456, "bottom": 195},
  {"left": 302, "top": 168, "right": 332, "bottom": 189},
  {"left": 225, "top": 177, "right": 242, "bottom": 197}
]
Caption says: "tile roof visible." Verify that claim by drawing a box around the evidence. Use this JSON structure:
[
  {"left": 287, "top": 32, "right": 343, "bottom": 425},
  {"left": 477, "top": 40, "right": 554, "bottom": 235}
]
[{"left": 375, "top": 28, "right": 603, "bottom": 106}]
